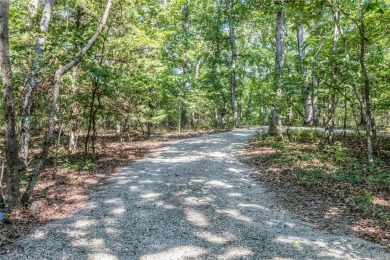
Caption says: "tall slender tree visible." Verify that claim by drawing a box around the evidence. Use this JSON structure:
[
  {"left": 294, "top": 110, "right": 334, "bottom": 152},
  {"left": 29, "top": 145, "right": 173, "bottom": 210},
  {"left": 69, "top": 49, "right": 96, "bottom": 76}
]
[
  {"left": 226, "top": 0, "right": 239, "bottom": 127},
  {"left": 269, "top": 5, "right": 285, "bottom": 135},
  {"left": 0, "top": 0, "right": 20, "bottom": 210}
]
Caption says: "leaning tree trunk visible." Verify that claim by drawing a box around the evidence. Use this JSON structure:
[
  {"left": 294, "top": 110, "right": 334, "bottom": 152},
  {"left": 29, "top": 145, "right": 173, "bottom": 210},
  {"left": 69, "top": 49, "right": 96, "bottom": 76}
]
[
  {"left": 226, "top": 0, "right": 239, "bottom": 128},
  {"left": 21, "top": 0, "right": 113, "bottom": 204},
  {"left": 297, "top": 22, "right": 313, "bottom": 125},
  {"left": 0, "top": 0, "right": 20, "bottom": 210},
  {"left": 269, "top": 6, "right": 285, "bottom": 135},
  {"left": 19, "top": 0, "right": 55, "bottom": 169}
]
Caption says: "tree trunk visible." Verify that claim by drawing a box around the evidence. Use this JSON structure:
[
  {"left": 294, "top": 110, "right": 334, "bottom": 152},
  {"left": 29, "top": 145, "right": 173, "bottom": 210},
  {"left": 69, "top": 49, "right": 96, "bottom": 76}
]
[
  {"left": 85, "top": 85, "right": 97, "bottom": 153},
  {"left": 325, "top": 7, "right": 340, "bottom": 145},
  {"left": 21, "top": 0, "right": 113, "bottom": 204},
  {"left": 19, "top": 0, "right": 54, "bottom": 168},
  {"left": 0, "top": 0, "right": 20, "bottom": 210},
  {"left": 297, "top": 22, "right": 313, "bottom": 125},
  {"left": 226, "top": 0, "right": 239, "bottom": 128},
  {"left": 358, "top": 0, "right": 376, "bottom": 161},
  {"left": 68, "top": 66, "right": 78, "bottom": 153},
  {"left": 68, "top": 8, "right": 84, "bottom": 153},
  {"left": 269, "top": 6, "right": 285, "bottom": 135},
  {"left": 180, "top": 0, "right": 189, "bottom": 129}
]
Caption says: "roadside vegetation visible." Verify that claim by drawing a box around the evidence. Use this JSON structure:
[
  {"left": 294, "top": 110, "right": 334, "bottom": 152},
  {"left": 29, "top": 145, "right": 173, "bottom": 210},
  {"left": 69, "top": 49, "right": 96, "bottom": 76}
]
[{"left": 244, "top": 129, "right": 390, "bottom": 249}]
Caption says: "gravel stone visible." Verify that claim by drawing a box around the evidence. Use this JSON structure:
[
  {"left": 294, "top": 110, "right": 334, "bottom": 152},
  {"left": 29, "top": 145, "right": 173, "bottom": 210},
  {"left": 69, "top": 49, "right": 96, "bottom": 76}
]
[{"left": 2, "top": 128, "right": 389, "bottom": 260}]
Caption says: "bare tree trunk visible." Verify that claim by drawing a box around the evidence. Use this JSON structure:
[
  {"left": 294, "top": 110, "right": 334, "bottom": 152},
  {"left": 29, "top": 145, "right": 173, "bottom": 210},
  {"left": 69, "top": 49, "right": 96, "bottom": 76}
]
[
  {"left": 68, "top": 8, "right": 84, "bottom": 153},
  {"left": 297, "top": 22, "right": 313, "bottom": 125},
  {"left": 21, "top": 0, "right": 113, "bottom": 204},
  {"left": 180, "top": 0, "right": 189, "bottom": 129},
  {"left": 325, "top": 7, "right": 340, "bottom": 145},
  {"left": 358, "top": 0, "right": 376, "bottom": 161},
  {"left": 269, "top": 6, "right": 285, "bottom": 135},
  {"left": 226, "top": 0, "right": 239, "bottom": 128},
  {"left": 68, "top": 66, "right": 78, "bottom": 153},
  {"left": 0, "top": 0, "right": 20, "bottom": 210},
  {"left": 85, "top": 85, "right": 97, "bottom": 153},
  {"left": 19, "top": 0, "right": 55, "bottom": 168}
]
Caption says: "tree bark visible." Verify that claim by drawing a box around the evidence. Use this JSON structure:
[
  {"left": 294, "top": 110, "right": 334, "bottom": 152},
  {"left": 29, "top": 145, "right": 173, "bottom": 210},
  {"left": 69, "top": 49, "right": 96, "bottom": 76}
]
[
  {"left": 269, "top": 6, "right": 285, "bottom": 135},
  {"left": 68, "top": 8, "right": 83, "bottom": 153},
  {"left": 226, "top": 0, "right": 239, "bottom": 128},
  {"left": 325, "top": 7, "right": 339, "bottom": 145},
  {"left": 180, "top": 0, "right": 189, "bottom": 129},
  {"left": 68, "top": 66, "right": 78, "bottom": 153},
  {"left": 296, "top": 22, "right": 313, "bottom": 125},
  {"left": 358, "top": 0, "right": 376, "bottom": 161},
  {"left": 21, "top": 0, "right": 113, "bottom": 204},
  {"left": 19, "top": 0, "right": 55, "bottom": 168},
  {"left": 0, "top": 0, "right": 20, "bottom": 210}
]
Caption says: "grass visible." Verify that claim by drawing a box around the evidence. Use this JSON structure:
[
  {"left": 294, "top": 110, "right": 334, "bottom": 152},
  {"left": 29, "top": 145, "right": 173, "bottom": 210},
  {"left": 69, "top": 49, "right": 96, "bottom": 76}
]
[{"left": 245, "top": 129, "right": 390, "bottom": 249}]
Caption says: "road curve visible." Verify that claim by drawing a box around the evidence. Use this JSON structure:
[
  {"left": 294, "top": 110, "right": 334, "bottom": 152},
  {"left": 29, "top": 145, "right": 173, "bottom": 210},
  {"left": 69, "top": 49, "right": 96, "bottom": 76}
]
[{"left": 3, "top": 128, "right": 389, "bottom": 260}]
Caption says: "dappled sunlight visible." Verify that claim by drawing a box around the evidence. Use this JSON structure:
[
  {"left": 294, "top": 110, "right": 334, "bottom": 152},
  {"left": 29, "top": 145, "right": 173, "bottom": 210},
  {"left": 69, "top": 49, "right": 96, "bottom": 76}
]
[
  {"left": 228, "top": 192, "right": 243, "bottom": 197},
  {"left": 206, "top": 180, "right": 233, "bottom": 188},
  {"left": 31, "top": 230, "right": 47, "bottom": 240},
  {"left": 227, "top": 167, "right": 244, "bottom": 174},
  {"left": 72, "top": 219, "right": 98, "bottom": 229},
  {"left": 184, "top": 208, "right": 210, "bottom": 227},
  {"left": 238, "top": 203, "right": 267, "bottom": 211},
  {"left": 217, "top": 246, "right": 253, "bottom": 259},
  {"left": 8, "top": 129, "right": 388, "bottom": 259},
  {"left": 154, "top": 200, "right": 177, "bottom": 209},
  {"left": 111, "top": 206, "right": 126, "bottom": 215},
  {"left": 74, "top": 238, "right": 107, "bottom": 251},
  {"left": 129, "top": 185, "right": 140, "bottom": 191},
  {"left": 194, "top": 231, "right": 234, "bottom": 245},
  {"left": 88, "top": 253, "right": 118, "bottom": 260},
  {"left": 138, "top": 180, "right": 163, "bottom": 184},
  {"left": 103, "top": 198, "right": 124, "bottom": 205},
  {"left": 274, "top": 236, "right": 366, "bottom": 259},
  {"left": 188, "top": 178, "right": 207, "bottom": 184},
  {"left": 183, "top": 196, "right": 215, "bottom": 206},
  {"left": 216, "top": 209, "right": 253, "bottom": 222},
  {"left": 105, "top": 227, "right": 120, "bottom": 235},
  {"left": 140, "top": 246, "right": 208, "bottom": 260},
  {"left": 140, "top": 192, "right": 163, "bottom": 199}
]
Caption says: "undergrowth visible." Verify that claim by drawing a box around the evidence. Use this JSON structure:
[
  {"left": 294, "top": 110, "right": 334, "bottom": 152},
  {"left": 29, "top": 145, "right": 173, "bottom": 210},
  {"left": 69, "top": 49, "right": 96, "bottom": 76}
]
[{"left": 249, "top": 129, "right": 390, "bottom": 231}]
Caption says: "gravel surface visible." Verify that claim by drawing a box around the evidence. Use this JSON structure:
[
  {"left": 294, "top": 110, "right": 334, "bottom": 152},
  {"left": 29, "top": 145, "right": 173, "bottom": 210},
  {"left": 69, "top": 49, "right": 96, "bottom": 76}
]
[{"left": 2, "top": 128, "right": 389, "bottom": 260}]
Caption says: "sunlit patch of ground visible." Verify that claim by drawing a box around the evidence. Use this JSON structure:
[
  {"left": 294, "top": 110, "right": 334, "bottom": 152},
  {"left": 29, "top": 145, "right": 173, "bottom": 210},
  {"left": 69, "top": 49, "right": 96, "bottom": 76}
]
[{"left": 0, "top": 129, "right": 229, "bottom": 252}]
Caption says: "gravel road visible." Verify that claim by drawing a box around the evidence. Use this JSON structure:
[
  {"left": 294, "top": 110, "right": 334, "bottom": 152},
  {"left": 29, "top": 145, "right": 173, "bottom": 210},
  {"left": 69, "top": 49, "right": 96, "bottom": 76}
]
[{"left": 2, "top": 128, "right": 389, "bottom": 260}]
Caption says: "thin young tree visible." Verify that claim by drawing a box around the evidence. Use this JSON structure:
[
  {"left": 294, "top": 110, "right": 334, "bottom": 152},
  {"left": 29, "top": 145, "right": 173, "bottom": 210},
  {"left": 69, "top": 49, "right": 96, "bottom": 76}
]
[
  {"left": 21, "top": 0, "right": 113, "bottom": 204},
  {"left": 19, "top": 0, "right": 55, "bottom": 169},
  {"left": 226, "top": 0, "right": 239, "bottom": 127}
]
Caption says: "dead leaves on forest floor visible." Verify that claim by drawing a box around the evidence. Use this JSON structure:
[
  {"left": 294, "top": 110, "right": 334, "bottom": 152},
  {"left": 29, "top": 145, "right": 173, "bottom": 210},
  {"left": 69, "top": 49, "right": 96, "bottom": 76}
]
[
  {"left": 242, "top": 134, "right": 390, "bottom": 251},
  {"left": 0, "top": 129, "right": 229, "bottom": 253}
]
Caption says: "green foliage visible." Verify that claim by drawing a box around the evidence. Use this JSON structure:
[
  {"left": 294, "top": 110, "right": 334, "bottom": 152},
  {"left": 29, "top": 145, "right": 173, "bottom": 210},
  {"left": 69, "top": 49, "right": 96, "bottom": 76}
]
[{"left": 251, "top": 130, "right": 389, "bottom": 220}]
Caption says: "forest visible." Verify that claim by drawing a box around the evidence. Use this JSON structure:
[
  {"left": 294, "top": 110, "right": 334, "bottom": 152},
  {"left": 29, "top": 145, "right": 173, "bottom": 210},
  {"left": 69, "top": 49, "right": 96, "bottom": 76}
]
[{"left": 0, "top": 0, "right": 389, "bottom": 250}]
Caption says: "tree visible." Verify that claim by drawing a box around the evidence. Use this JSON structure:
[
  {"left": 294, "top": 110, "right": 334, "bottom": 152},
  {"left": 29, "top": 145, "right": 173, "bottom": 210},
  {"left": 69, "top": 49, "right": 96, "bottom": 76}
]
[
  {"left": 21, "top": 0, "right": 113, "bottom": 204},
  {"left": 0, "top": 0, "right": 20, "bottom": 210},
  {"left": 226, "top": 0, "right": 239, "bottom": 127},
  {"left": 269, "top": 5, "right": 285, "bottom": 135}
]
